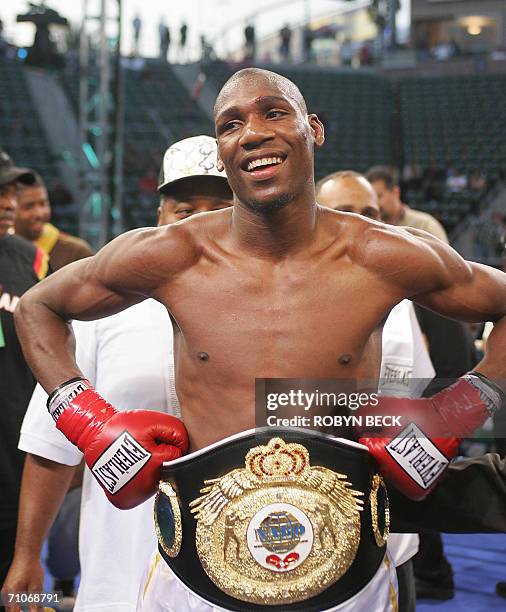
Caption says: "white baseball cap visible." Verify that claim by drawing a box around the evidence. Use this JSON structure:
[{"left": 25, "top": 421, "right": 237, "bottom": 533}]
[{"left": 158, "top": 135, "right": 228, "bottom": 193}]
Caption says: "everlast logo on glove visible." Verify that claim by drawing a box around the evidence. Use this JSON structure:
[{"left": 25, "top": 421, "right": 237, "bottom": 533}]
[
  {"left": 91, "top": 431, "right": 151, "bottom": 494},
  {"left": 386, "top": 423, "right": 449, "bottom": 489}
]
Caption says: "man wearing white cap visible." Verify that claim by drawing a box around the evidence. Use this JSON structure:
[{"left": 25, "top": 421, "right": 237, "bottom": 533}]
[{"left": 2, "top": 136, "right": 232, "bottom": 612}]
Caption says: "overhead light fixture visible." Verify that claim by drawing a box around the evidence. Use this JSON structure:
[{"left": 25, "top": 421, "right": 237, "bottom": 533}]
[{"left": 467, "top": 24, "right": 482, "bottom": 36}]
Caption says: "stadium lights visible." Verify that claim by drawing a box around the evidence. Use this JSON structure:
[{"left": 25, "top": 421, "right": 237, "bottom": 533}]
[{"left": 467, "top": 25, "right": 482, "bottom": 36}]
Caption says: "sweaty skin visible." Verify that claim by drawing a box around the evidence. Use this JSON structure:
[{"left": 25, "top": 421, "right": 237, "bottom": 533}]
[{"left": 15, "top": 69, "right": 506, "bottom": 452}]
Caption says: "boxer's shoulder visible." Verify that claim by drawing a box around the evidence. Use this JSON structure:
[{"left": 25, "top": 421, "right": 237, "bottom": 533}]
[
  {"left": 92, "top": 224, "right": 202, "bottom": 293},
  {"left": 334, "top": 215, "right": 469, "bottom": 294},
  {"left": 169, "top": 207, "right": 232, "bottom": 254}
]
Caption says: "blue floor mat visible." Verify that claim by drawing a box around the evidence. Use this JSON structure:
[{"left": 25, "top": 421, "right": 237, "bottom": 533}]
[
  {"left": 42, "top": 534, "right": 506, "bottom": 610},
  {"left": 417, "top": 534, "right": 506, "bottom": 611}
]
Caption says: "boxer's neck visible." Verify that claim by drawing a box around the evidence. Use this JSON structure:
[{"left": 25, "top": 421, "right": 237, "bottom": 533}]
[{"left": 230, "top": 197, "right": 318, "bottom": 258}]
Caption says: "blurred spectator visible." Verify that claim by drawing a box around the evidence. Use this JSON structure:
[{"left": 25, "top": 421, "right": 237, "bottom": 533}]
[
  {"left": 413, "top": 304, "right": 477, "bottom": 602},
  {"left": 472, "top": 211, "right": 506, "bottom": 262},
  {"left": 244, "top": 23, "right": 256, "bottom": 61},
  {"left": 366, "top": 166, "right": 448, "bottom": 242},
  {"left": 132, "top": 14, "right": 142, "bottom": 56},
  {"left": 13, "top": 171, "right": 91, "bottom": 608},
  {"left": 0, "top": 150, "right": 48, "bottom": 587},
  {"left": 446, "top": 166, "right": 467, "bottom": 193},
  {"left": 48, "top": 182, "right": 73, "bottom": 209},
  {"left": 421, "top": 164, "right": 446, "bottom": 202},
  {"left": 179, "top": 23, "right": 188, "bottom": 62},
  {"left": 279, "top": 24, "right": 292, "bottom": 62},
  {"left": 0, "top": 18, "right": 7, "bottom": 56},
  {"left": 159, "top": 20, "right": 170, "bottom": 62},
  {"left": 303, "top": 27, "right": 314, "bottom": 62},
  {"left": 431, "top": 42, "right": 456, "bottom": 61},
  {"left": 200, "top": 35, "right": 215, "bottom": 62},
  {"left": 191, "top": 70, "right": 207, "bottom": 102},
  {"left": 14, "top": 172, "right": 93, "bottom": 271},
  {"left": 491, "top": 212, "right": 506, "bottom": 255},
  {"left": 340, "top": 37, "right": 354, "bottom": 66},
  {"left": 138, "top": 168, "right": 159, "bottom": 207},
  {"left": 368, "top": 161, "right": 469, "bottom": 603},
  {"left": 400, "top": 163, "right": 423, "bottom": 193},
  {"left": 359, "top": 40, "right": 373, "bottom": 66},
  {"left": 468, "top": 168, "right": 486, "bottom": 192}
]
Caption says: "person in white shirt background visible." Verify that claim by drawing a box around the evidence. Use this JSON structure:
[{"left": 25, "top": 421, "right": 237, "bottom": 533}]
[
  {"left": 2, "top": 135, "right": 233, "bottom": 612},
  {"left": 318, "top": 170, "right": 435, "bottom": 612}
]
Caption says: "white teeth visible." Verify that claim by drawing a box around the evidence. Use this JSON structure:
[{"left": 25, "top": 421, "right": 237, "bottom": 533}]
[{"left": 247, "top": 156, "right": 283, "bottom": 171}]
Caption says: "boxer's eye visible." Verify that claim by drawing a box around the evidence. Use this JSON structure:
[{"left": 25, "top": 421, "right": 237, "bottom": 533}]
[
  {"left": 220, "top": 120, "right": 241, "bottom": 133},
  {"left": 266, "top": 110, "right": 286, "bottom": 119}
]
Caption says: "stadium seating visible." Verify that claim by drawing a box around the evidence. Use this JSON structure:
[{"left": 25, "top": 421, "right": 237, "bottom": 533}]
[
  {"left": 5, "top": 54, "right": 505, "bottom": 235},
  {"left": 0, "top": 56, "right": 60, "bottom": 189},
  {"left": 399, "top": 75, "right": 506, "bottom": 173}
]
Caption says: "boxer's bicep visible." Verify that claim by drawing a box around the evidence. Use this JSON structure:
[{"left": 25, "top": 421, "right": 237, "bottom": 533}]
[
  {"left": 362, "top": 224, "right": 501, "bottom": 322},
  {"left": 361, "top": 224, "right": 455, "bottom": 298},
  {"left": 27, "top": 224, "right": 195, "bottom": 321},
  {"left": 21, "top": 231, "right": 155, "bottom": 322},
  {"left": 414, "top": 247, "right": 506, "bottom": 322}
]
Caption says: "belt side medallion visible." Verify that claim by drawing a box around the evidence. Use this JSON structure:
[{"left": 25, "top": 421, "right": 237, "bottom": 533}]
[
  {"left": 369, "top": 473, "right": 390, "bottom": 547},
  {"left": 155, "top": 481, "right": 182, "bottom": 557}
]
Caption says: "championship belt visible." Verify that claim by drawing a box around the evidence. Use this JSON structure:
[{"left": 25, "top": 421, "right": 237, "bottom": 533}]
[{"left": 155, "top": 428, "right": 389, "bottom": 611}]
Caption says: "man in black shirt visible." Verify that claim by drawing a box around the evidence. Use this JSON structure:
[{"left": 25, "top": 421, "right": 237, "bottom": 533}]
[
  {"left": 0, "top": 150, "right": 48, "bottom": 587},
  {"left": 413, "top": 306, "right": 477, "bottom": 601}
]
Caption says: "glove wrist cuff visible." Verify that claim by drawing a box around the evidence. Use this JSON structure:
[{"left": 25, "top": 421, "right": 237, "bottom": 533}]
[
  {"left": 47, "top": 377, "right": 93, "bottom": 422},
  {"left": 463, "top": 371, "right": 504, "bottom": 416}
]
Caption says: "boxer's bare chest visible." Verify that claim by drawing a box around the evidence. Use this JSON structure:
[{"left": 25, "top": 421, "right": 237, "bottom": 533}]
[{"left": 157, "top": 243, "right": 395, "bottom": 381}]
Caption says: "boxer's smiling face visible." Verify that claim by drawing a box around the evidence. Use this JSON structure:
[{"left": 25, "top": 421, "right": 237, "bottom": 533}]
[{"left": 215, "top": 75, "right": 324, "bottom": 213}]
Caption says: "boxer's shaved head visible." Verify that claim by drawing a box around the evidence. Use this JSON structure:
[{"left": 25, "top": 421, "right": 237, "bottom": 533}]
[
  {"left": 213, "top": 67, "right": 324, "bottom": 214},
  {"left": 214, "top": 68, "right": 307, "bottom": 117}
]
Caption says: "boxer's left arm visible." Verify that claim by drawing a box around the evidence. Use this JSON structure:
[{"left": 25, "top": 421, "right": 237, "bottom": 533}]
[
  {"left": 364, "top": 225, "right": 506, "bottom": 383},
  {"left": 408, "top": 237, "right": 506, "bottom": 382},
  {"left": 358, "top": 226, "right": 506, "bottom": 499}
]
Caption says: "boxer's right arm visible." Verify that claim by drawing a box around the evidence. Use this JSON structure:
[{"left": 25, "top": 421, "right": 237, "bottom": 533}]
[
  {"left": 15, "top": 226, "right": 194, "bottom": 508},
  {"left": 15, "top": 225, "right": 195, "bottom": 391}
]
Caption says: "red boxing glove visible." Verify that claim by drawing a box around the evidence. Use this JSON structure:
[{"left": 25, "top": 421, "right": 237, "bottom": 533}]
[
  {"left": 47, "top": 378, "right": 189, "bottom": 509},
  {"left": 357, "top": 372, "right": 503, "bottom": 501}
]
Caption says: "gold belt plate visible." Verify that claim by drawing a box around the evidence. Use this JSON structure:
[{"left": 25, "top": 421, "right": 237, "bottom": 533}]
[{"left": 190, "top": 437, "right": 364, "bottom": 605}]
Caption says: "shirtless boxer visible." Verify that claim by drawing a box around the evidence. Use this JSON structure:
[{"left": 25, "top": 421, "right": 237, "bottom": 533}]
[{"left": 15, "top": 68, "right": 506, "bottom": 510}]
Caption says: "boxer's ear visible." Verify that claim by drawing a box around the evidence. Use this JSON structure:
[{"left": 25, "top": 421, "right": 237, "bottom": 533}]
[{"left": 216, "top": 157, "right": 225, "bottom": 173}]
